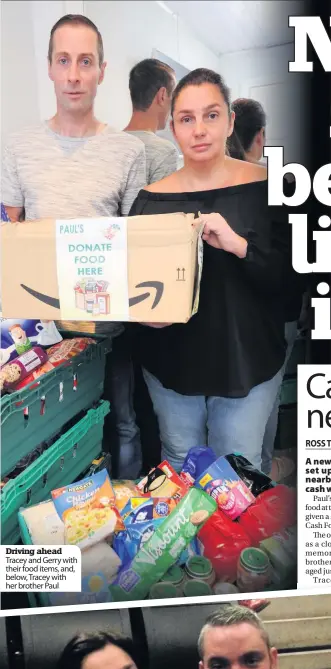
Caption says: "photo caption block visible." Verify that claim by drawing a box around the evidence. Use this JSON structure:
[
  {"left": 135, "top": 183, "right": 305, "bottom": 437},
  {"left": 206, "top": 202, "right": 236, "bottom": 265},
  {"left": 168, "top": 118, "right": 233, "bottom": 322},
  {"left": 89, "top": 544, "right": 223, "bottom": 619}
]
[
  {"left": 0, "top": 545, "right": 81, "bottom": 592},
  {"left": 297, "top": 365, "right": 331, "bottom": 589}
]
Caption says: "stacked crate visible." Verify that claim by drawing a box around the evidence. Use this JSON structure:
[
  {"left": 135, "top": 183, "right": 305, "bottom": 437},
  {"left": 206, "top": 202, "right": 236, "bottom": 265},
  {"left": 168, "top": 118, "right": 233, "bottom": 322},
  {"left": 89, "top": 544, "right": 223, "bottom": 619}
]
[{"left": 1, "top": 334, "right": 111, "bottom": 544}]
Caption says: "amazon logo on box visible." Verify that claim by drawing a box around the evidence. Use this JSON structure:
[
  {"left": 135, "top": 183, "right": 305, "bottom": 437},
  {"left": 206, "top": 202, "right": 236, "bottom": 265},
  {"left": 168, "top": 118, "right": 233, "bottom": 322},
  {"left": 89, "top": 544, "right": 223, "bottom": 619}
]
[{"left": 1, "top": 214, "right": 203, "bottom": 324}]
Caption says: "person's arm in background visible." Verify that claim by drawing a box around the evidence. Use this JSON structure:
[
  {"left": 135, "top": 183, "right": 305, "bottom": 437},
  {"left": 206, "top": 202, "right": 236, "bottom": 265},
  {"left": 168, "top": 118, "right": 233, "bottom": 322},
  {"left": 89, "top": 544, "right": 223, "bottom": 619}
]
[
  {"left": 1, "top": 138, "right": 25, "bottom": 221},
  {"left": 149, "top": 143, "right": 179, "bottom": 184},
  {"left": 121, "top": 144, "right": 147, "bottom": 216}
]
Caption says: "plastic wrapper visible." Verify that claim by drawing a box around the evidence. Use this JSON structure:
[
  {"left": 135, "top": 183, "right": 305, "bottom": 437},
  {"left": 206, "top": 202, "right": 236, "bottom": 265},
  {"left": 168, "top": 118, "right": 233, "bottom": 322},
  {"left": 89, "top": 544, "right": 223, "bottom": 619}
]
[
  {"left": 109, "top": 487, "right": 217, "bottom": 601},
  {"left": 46, "top": 337, "right": 95, "bottom": 366},
  {"left": 198, "top": 509, "right": 251, "bottom": 582},
  {"left": 238, "top": 485, "right": 297, "bottom": 545},
  {"left": 180, "top": 446, "right": 217, "bottom": 486},
  {"left": 195, "top": 456, "right": 255, "bottom": 520},
  {"left": 52, "top": 469, "right": 124, "bottom": 549},
  {"left": 225, "top": 453, "right": 274, "bottom": 497},
  {"left": 2, "top": 346, "right": 49, "bottom": 391}
]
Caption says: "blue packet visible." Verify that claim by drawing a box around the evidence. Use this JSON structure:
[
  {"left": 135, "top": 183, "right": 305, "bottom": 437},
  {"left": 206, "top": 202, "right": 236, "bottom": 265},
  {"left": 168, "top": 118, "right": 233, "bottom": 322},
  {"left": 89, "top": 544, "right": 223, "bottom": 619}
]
[
  {"left": 180, "top": 446, "right": 217, "bottom": 486},
  {"left": 114, "top": 519, "right": 164, "bottom": 565}
]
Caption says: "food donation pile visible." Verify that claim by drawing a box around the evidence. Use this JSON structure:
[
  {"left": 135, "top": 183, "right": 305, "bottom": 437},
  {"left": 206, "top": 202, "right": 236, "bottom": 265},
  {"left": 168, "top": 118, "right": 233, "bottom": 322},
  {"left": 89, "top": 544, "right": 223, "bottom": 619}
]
[{"left": 19, "top": 447, "right": 297, "bottom": 606}]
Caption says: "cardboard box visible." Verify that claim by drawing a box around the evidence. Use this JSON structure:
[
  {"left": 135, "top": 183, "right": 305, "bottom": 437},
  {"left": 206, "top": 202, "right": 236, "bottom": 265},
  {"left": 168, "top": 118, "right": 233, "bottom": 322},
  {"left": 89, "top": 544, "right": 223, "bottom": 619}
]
[{"left": 1, "top": 214, "right": 203, "bottom": 323}]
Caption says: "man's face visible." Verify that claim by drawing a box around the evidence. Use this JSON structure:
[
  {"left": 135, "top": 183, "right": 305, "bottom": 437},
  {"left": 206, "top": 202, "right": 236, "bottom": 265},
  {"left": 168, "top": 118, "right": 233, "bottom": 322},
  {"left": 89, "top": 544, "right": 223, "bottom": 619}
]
[
  {"left": 199, "top": 623, "right": 278, "bottom": 669},
  {"left": 82, "top": 643, "right": 137, "bottom": 669},
  {"left": 48, "top": 24, "right": 106, "bottom": 114}
]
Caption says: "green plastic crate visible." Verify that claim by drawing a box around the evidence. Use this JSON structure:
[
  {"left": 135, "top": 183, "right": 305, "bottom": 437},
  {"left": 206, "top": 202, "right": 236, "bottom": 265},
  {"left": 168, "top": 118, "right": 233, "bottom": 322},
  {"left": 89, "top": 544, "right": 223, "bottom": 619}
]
[
  {"left": 1, "top": 335, "right": 111, "bottom": 477},
  {"left": 1, "top": 400, "right": 110, "bottom": 545}
]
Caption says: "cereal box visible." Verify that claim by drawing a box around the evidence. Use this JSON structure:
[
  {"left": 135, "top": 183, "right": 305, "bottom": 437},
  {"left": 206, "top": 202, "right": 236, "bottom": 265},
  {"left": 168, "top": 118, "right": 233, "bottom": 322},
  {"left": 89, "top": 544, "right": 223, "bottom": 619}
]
[
  {"left": 136, "top": 461, "right": 188, "bottom": 501},
  {"left": 52, "top": 469, "right": 124, "bottom": 549},
  {"left": 195, "top": 456, "right": 255, "bottom": 520}
]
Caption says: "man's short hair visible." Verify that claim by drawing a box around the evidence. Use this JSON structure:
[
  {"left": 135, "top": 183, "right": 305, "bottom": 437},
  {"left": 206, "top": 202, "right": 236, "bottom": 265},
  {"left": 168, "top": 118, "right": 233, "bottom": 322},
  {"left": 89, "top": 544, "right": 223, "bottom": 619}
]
[
  {"left": 198, "top": 604, "right": 271, "bottom": 659},
  {"left": 48, "top": 14, "right": 104, "bottom": 65},
  {"left": 129, "top": 58, "right": 175, "bottom": 111}
]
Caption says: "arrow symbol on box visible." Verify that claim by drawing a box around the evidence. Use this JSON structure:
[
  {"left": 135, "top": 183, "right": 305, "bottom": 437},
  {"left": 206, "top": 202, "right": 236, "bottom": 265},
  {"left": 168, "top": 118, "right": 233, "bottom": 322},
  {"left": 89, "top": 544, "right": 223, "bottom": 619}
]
[
  {"left": 20, "top": 281, "right": 164, "bottom": 311},
  {"left": 128, "top": 281, "right": 163, "bottom": 309}
]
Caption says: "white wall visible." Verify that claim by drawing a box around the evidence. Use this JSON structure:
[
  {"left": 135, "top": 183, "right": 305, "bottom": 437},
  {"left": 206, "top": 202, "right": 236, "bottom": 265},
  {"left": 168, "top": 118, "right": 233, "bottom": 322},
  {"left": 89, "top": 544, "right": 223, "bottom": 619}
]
[
  {"left": 217, "top": 43, "right": 307, "bottom": 163},
  {"left": 0, "top": 0, "right": 222, "bottom": 139},
  {"left": 1, "top": 1, "right": 40, "bottom": 138},
  {"left": 84, "top": 0, "right": 222, "bottom": 130}
]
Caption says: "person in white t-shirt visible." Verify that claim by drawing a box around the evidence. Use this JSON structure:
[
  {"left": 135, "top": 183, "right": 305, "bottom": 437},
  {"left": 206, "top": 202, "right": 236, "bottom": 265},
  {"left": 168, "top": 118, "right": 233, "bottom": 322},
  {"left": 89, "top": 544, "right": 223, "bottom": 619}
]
[
  {"left": 1, "top": 14, "right": 146, "bottom": 479},
  {"left": 124, "top": 58, "right": 179, "bottom": 183}
]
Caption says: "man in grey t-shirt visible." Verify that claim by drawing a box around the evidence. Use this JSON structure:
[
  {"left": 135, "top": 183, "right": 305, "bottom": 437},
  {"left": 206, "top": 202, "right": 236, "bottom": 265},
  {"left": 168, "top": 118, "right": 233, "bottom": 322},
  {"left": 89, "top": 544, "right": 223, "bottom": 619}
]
[
  {"left": 1, "top": 14, "right": 146, "bottom": 479},
  {"left": 124, "top": 58, "right": 179, "bottom": 184}
]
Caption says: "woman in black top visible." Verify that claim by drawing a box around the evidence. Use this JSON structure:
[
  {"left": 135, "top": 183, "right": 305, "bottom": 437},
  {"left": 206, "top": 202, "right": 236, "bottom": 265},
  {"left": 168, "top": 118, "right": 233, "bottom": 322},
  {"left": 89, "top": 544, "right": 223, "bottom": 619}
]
[{"left": 129, "top": 68, "right": 290, "bottom": 473}]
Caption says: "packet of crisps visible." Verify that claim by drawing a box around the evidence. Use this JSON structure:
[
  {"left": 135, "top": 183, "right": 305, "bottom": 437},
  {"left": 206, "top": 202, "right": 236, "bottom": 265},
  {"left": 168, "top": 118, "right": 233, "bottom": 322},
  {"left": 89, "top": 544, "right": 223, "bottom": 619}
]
[
  {"left": 122, "top": 497, "right": 177, "bottom": 524},
  {"left": 136, "top": 461, "right": 188, "bottom": 501},
  {"left": 109, "top": 487, "right": 217, "bottom": 601},
  {"left": 52, "top": 469, "right": 124, "bottom": 549}
]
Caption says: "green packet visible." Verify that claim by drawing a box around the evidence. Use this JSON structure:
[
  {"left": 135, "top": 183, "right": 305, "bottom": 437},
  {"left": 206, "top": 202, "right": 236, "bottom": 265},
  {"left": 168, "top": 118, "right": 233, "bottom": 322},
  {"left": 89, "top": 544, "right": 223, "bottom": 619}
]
[{"left": 109, "top": 487, "right": 217, "bottom": 602}]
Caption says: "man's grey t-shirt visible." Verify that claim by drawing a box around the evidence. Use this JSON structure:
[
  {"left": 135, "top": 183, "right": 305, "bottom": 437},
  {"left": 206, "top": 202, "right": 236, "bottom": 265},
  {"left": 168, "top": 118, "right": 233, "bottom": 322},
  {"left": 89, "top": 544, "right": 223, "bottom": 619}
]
[
  {"left": 126, "top": 130, "right": 178, "bottom": 184},
  {"left": 1, "top": 123, "right": 147, "bottom": 336}
]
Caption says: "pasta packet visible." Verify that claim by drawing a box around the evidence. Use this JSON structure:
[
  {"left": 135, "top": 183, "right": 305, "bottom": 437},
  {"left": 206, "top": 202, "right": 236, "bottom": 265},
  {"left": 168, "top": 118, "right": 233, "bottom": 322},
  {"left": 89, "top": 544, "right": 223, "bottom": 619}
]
[
  {"left": 51, "top": 469, "right": 124, "bottom": 549},
  {"left": 109, "top": 487, "right": 217, "bottom": 601}
]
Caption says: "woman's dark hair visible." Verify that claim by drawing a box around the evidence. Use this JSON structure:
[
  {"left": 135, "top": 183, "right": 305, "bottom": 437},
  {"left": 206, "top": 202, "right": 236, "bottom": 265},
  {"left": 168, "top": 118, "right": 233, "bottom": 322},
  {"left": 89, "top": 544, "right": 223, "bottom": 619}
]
[
  {"left": 231, "top": 98, "right": 266, "bottom": 153},
  {"left": 56, "top": 630, "right": 141, "bottom": 669},
  {"left": 129, "top": 58, "right": 175, "bottom": 111},
  {"left": 171, "top": 68, "right": 231, "bottom": 116}
]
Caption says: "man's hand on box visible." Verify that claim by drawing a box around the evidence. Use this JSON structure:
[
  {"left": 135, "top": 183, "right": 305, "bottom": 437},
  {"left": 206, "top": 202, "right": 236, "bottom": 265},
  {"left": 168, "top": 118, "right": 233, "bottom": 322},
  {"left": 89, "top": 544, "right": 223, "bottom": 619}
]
[{"left": 198, "top": 212, "right": 248, "bottom": 259}]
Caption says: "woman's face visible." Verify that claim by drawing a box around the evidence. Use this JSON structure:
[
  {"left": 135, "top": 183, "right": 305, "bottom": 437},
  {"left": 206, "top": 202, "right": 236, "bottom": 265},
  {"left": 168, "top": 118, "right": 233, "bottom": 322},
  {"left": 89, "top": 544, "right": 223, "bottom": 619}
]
[
  {"left": 171, "top": 83, "right": 234, "bottom": 163},
  {"left": 82, "top": 644, "right": 137, "bottom": 669}
]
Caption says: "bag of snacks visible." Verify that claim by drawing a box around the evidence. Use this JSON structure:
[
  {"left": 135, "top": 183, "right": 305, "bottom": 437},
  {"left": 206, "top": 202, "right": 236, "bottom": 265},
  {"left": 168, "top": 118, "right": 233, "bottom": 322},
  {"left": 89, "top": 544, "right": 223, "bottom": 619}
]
[{"left": 109, "top": 487, "right": 217, "bottom": 601}]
